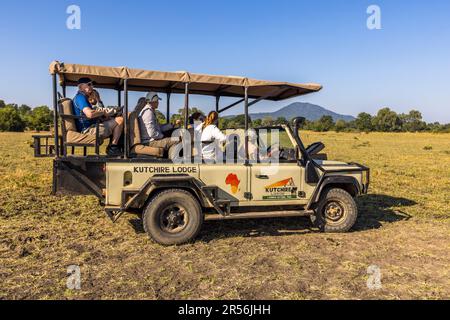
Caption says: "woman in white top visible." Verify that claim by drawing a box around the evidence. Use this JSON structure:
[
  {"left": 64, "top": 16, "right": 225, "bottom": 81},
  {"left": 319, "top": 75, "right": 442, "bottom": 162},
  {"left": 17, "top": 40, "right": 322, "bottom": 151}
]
[{"left": 196, "top": 111, "right": 227, "bottom": 162}]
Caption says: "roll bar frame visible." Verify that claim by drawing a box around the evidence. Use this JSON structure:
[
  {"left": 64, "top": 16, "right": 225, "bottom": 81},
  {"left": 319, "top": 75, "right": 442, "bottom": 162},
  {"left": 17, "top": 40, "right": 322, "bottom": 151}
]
[{"left": 51, "top": 74, "right": 289, "bottom": 162}]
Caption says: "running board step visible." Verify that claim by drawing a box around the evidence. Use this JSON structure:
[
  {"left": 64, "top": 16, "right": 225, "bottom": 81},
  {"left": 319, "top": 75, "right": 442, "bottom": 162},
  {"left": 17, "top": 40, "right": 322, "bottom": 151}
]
[
  {"left": 205, "top": 210, "right": 314, "bottom": 221},
  {"left": 215, "top": 199, "right": 231, "bottom": 206},
  {"left": 201, "top": 185, "right": 231, "bottom": 216},
  {"left": 201, "top": 185, "right": 219, "bottom": 199}
]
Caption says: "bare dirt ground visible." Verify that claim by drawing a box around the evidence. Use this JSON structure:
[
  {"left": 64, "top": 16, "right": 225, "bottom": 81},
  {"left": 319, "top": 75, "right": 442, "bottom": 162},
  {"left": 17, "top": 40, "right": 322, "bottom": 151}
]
[{"left": 0, "top": 132, "right": 449, "bottom": 300}]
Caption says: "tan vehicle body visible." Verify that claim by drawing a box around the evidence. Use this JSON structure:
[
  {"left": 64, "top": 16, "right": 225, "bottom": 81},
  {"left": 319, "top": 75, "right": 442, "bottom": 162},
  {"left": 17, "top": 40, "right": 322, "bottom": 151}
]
[
  {"left": 105, "top": 127, "right": 366, "bottom": 211},
  {"left": 106, "top": 161, "right": 365, "bottom": 208}
]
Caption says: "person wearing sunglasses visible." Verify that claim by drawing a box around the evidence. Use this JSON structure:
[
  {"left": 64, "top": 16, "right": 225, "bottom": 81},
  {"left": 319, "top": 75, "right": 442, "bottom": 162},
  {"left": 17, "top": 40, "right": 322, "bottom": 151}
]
[{"left": 72, "top": 78, "right": 124, "bottom": 156}]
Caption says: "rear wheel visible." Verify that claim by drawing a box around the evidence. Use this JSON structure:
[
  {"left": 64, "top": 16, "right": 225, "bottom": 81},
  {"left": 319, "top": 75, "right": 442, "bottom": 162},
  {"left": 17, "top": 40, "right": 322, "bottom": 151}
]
[
  {"left": 143, "top": 189, "right": 203, "bottom": 245},
  {"left": 310, "top": 188, "right": 358, "bottom": 233}
]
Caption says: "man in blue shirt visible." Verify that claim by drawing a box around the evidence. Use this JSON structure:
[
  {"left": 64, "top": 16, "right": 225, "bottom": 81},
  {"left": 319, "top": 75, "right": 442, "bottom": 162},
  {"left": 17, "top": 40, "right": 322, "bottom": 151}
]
[{"left": 73, "top": 78, "right": 124, "bottom": 156}]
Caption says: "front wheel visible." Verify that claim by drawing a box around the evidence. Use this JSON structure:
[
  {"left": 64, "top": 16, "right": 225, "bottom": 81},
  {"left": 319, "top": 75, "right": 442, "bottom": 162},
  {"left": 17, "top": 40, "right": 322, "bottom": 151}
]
[
  {"left": 143, "top": 189, "right": 203, "bottom": 245},
  {"left": 310, "top": 188, "right": 358, "bottom": 233}
]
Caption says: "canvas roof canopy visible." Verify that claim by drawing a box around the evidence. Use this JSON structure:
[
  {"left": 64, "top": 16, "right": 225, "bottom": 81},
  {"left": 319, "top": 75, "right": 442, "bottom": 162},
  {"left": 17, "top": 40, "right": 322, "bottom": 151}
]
[{"left": 49, "top": 61, "right": 322, "bottom": 101}]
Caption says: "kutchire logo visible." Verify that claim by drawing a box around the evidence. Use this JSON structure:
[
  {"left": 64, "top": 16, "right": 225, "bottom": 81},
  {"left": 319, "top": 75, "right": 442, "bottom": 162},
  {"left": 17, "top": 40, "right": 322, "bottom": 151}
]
[
  {"left": 225, "top": 174, "right": 240, "bottom": 194},
  {"left": 264, "top": 178, "right": 298, "bottom": 200}
]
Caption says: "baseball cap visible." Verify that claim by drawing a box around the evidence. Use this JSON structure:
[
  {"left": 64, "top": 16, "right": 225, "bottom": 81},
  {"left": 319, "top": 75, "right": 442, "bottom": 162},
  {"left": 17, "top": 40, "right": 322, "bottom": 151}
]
[
  {"left": 146, "top": 92, "right": 162, "bottom": 102},
  {"left": 77, "top": 77, "right": 95, "bottom": 85}
]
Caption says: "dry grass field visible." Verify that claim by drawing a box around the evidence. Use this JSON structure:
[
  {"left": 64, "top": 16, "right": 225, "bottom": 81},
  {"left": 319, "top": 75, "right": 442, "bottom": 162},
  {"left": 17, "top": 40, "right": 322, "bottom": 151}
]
[{"left": 0, "top": 131, "right": 449, "bottom": 300}]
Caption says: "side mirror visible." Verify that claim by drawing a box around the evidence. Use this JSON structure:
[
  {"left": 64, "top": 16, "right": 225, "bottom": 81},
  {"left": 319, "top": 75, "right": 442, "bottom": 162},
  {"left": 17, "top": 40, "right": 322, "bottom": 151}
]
[{"left": 306, "top": 142, "right": 325, "bottom": 156}]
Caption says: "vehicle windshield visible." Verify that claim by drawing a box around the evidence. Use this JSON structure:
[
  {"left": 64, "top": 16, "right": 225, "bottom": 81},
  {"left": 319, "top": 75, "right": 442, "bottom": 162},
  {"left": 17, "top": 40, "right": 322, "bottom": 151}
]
[
  {"left": 214, "top": 127, "right": 297, "bottom": 164},
  {"left": 256, "top": 128, "right": 297, "bottom": 162}
]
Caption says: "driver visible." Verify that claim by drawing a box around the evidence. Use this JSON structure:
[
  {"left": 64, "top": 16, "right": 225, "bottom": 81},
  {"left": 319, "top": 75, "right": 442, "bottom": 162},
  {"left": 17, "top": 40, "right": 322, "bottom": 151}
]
[{"left": 242, "top": 129, "right": 279, "bottom": 162}]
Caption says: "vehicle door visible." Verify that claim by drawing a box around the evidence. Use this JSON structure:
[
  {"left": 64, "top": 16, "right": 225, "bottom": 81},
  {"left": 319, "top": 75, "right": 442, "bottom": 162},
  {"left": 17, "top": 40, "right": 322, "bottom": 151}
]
[
  {"left": 249, "top": 128, "right": 307, "bottom": 205},
  {"left": 198, "top": 129, "right": 249, "bottom": 205}
]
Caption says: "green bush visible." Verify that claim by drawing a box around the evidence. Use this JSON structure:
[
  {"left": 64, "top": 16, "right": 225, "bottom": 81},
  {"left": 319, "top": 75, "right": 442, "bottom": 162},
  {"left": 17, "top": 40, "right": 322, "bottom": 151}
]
[
  {"left": 0, "top": 106, "right": 26, "bottom": 132},
  {"left": 27, "top": 106, "right": 53, "bottom": 131}
]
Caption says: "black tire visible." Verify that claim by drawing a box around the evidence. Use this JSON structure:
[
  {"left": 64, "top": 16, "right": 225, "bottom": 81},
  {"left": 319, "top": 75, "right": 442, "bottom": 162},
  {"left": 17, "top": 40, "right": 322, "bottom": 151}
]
[
  {"left": 143, "top": 189, "right": 203, "bottom": 245},
  {"left": 310, "top": 188, "right": 358, "bottom": 233}
]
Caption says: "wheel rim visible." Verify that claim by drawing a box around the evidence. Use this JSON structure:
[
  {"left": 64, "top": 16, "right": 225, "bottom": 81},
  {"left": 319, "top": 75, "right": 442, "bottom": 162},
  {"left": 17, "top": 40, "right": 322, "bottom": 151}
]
[
  {"left": 323, "top": 201, "right": 346, "bottom": 225},
  {"left": 159, "top": 205, "right": 189, "bottom": 234}
]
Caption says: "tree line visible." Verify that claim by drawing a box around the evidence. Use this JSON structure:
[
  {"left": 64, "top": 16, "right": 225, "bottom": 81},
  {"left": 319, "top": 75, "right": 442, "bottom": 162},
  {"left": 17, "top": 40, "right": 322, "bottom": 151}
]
[
  {"left": 223, "top": 107, "right": 450, "bottom": 133},
  {"left": 0, "top": 98, "right": 448, "bottom": 133},
  {"left": 0, "top": 99, "right": 53, "bottom": 132}
]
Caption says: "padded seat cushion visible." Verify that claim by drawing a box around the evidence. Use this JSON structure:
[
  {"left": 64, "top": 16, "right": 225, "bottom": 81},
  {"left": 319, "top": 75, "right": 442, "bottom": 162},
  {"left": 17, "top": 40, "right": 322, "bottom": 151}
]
[
  {"left": 129, "top": 111, "right": 164, "bottom": 158},
  {"left": 129, "top": 111, "right": 142, "bottom": 147},
  {"left": 59, "top": 98, "right": 77, "bottom": 132}
]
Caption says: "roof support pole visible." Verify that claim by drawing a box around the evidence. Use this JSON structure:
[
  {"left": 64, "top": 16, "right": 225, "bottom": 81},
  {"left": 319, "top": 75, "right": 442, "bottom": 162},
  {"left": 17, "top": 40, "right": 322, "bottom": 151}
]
[
  {"left": 117, "top": 89, "right": 122, "bottom": 107},
  {"left": 124, "top": 79, "right": 129, "bottom": 159},
  {"left": 166, "top": 92, "right": 171, "bottom": 124},
  {"left": 244, "top": 86, "right": 249, "bottom": 162},
  {"left": 62, "top": 85, "right": 67, "bottom": 98},
  {"left": 52, "top": 74, "right": 60, "bottom": 158},
  {"left": 215, "top": 95, "right": 220, "bottom": 113},
  {"left": 184, "top": 83, "right": 189, "bottom": 128}
]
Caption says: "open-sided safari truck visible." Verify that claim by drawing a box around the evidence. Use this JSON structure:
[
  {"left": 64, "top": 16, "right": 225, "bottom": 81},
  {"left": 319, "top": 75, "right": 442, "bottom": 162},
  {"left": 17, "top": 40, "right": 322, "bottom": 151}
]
[{"left": 33, "top": 61, "right": 370, "bottom": 245}]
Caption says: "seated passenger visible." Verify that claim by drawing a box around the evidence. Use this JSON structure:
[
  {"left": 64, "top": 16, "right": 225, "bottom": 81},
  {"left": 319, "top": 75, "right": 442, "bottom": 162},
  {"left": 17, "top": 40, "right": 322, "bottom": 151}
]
[
  {"left": 73, "top": 78, "right": 124, "bottom": 156},
  {"left": 88, "top": 89, "right": 123, "bottom": 117},
  {"left": 189, "top": 112, "right": 205, "bottom": 157},
  {"left": 197, "top": 111, "right": 227, "bottom": 162},
  {"left": 87, "top": 89, "right": 104, "bottom": 109},
  {"left": 246, "top": 129, "right": 259, "bottom": 162},
  {"left": 188, "top": 112, "right": 205, "bottom": 131},
  {"left": 138, "top": 92, "right": 180, "bottom": 152}
]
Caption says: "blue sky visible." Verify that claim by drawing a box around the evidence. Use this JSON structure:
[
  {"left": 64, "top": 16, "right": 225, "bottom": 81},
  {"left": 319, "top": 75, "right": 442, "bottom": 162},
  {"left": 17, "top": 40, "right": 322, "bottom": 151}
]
[{"left": 0, "top": 0, "right": 449, "bottom": 122}]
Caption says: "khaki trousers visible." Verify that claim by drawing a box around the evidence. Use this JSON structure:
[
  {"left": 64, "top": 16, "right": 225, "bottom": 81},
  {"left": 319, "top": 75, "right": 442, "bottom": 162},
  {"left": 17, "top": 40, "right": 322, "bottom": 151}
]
[{"left": 146, "top": 138, "right": 180, "bottom": 151}]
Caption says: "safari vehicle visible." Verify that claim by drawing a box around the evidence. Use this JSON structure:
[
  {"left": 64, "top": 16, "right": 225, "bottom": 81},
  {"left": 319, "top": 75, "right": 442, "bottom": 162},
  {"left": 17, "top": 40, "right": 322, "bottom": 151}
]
[{"left": 33, "top": 61, "right": 370, "bottom": 245}]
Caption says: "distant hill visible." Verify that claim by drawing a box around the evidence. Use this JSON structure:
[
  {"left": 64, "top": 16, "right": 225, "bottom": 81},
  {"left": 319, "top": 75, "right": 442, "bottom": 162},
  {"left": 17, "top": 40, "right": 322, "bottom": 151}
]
[{"left": 227, "top": 102, "right": 355, "bottom": 122}]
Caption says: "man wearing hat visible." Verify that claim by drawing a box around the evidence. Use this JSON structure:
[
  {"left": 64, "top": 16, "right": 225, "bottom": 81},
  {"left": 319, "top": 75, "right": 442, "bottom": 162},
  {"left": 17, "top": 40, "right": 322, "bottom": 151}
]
[
  {"left": 138, "top": 91, "right": 179, "bottom": 151},
  {"left": 73, "top": 78, "right": 124, "bottom": 157}
]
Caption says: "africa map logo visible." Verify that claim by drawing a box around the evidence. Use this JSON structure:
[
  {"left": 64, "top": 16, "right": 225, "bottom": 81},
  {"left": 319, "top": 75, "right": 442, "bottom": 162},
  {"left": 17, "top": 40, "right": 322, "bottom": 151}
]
[{"left": 225, "top": 173, "right": 240, "bottom": 194}]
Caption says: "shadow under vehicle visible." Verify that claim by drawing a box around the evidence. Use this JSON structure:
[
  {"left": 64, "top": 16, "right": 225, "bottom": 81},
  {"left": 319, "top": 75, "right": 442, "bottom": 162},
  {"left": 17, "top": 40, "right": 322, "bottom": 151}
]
[{"left": 33, "top": 61, "right": 370, "bottom": 245}]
